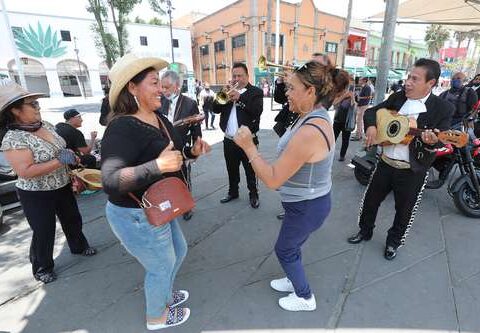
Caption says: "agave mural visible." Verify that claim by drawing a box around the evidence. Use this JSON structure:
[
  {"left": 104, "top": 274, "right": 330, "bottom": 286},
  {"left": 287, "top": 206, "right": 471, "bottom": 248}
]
[{"left": 13, "top": 22, "right": 67, "bottom": 58}]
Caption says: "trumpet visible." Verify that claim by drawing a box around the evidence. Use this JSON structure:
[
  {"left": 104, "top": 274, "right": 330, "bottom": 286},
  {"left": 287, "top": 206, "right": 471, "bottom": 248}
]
[
  {"left": 258, "top": 55, "right": 295, "bottom": 77},
  {"left": 214, "top": 82, "right": 240, "bottom": 105}
]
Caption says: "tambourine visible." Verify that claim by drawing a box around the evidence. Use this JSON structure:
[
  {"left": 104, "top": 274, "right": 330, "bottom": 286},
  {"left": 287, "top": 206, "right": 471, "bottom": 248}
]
[{"left": 172, "top": 114, "right": 205, "bottom": 127}]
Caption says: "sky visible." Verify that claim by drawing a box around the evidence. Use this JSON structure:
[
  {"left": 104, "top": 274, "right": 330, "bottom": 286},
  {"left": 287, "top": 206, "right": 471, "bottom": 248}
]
[{"left": 2, "top": 0, "right": 426, "bottom": 40}]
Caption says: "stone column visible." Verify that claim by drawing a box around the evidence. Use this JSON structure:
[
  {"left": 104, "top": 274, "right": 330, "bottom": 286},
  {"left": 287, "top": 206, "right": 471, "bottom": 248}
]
[
  {"left": 89, "top": 69, "right": 104, "bottom": 97},
  {"left": 45, "top": 69, "right": 63, "bottom": 98}
]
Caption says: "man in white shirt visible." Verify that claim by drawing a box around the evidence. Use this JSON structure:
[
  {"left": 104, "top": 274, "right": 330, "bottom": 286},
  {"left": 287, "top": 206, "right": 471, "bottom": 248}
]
[
  {"left": 212, "top": 63, "right": 263, "bottom": 208},
  {"left": 347, "top": 59, "right": 454, "bottom": 260}
]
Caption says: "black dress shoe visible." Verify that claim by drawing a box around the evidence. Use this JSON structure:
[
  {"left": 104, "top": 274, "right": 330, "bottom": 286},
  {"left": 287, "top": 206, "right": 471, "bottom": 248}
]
[
  {"left": 347, "top": 232, "right": 372, "bottom": 244},
  {"left": 220, "top": 194, "right": 239, "bottom": 203},
  {"left": 384, "top": 246, "right": 397, "bottom": 260},
  {"left": 276, "top": 212, "right": 285, "bottom": 220},
  {"left": 249, "top": 193, "right": 260, "bottom": 209},
  {"left": 183, "top": 211, "right": 193, "bottom": 221}
]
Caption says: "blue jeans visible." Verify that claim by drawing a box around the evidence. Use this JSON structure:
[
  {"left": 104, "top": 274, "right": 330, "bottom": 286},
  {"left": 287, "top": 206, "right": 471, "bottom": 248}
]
[
  {"left": 275, "top": 193, "right": 331, "bottom": 299},
  {"left": 106, "top": 201, "right": 188, "bottom": 318}
]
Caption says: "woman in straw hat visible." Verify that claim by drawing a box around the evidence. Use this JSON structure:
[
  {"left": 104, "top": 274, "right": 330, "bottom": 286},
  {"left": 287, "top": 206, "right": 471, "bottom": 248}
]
[
  {"left": 101, "top": 54, "right": 210, "bottom": 330},
  {"left": 0, "top": 80, "right": 96, "bottom": 284}
]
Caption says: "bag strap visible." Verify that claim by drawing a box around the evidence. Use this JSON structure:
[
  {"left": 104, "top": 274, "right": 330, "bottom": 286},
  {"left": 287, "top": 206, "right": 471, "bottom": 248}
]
[{"left": 128, "top": 115, "right": 188, "bottom": 208}]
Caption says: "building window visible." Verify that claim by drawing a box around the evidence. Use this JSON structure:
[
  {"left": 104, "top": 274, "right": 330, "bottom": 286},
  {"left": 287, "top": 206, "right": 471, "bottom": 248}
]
[
  {"left": 200, "top": 45, "right": 209, "bottom": 56},
  {"left": 140, "top": 36, "right": 148, "bottom": 46},
  {"left": 325, "top": 42, "right": 337, "bottom": 53},
  {"left": 265, "top": 33, "right": 284, "bottom": 47},
  {"left": 172, "top": 39, "right": 179, "bottom": 48},
  {"left": 214, "top": 40, "right": 225, "bottom": 52},
  {"left": 232, "top": 34, "right": 246, "bottom": 48},
  {"left": 60, "top": 30, "right": 71, "bottom": 41}
]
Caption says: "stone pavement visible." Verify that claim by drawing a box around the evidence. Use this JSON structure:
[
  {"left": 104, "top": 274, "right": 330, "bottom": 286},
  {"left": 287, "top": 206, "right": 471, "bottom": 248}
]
[{"left": 1, "top": 99, "right": 480, "bottom": 333}]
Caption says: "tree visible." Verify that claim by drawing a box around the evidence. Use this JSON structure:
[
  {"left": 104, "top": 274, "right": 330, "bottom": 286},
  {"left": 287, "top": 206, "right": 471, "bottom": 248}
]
[
  {"left": 148, "top": 17, "right": 164, "bottom": 25},
  {"left": 453, "top": 31, "right": 467, "bottom": 60},
  {"left": 146, "top": 0, "right": 166, "bottom": 16},
  {"left": 86, "top": 0, "right": 119, "bottom": 69},
  {"left": 425, "top": 24, "right": 450, "bottom": 59},
  {"left": 106, "top": 0, "right": 142, "bottom": 57},
  {"left": 134, "top": 16, "right": 146, "bottom": 24}
]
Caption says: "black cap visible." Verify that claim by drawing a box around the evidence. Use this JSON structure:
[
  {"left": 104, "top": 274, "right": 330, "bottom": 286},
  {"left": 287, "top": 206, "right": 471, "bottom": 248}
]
[{"left": 64, "top": 109, "right": 81, "bottom": 120}]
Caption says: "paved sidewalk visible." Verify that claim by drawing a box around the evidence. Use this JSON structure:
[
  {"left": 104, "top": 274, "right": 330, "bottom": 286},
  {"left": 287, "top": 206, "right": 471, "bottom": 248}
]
[{"left": 1, "top": 101, "right": 480, "bottom": 333}]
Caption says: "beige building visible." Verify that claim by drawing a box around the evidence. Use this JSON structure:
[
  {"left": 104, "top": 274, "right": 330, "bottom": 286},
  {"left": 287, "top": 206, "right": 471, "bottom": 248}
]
[{"left": 190, "top": 0, "right": 346, "bottom": 85}]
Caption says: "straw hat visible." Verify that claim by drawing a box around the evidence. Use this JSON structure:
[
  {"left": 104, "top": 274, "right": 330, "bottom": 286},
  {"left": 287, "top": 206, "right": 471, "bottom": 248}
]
[
  {"left": 0, "top": 80, "right": 44, "bottom": 113},
  {"left": 108, "top": 53, "right": 169, "bottom": 108}
]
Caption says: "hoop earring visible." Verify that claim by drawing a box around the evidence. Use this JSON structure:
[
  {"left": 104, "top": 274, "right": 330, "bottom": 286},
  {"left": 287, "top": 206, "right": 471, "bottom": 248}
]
[{"left": 133, "top": 95, "right": 140, "bottom": 108}]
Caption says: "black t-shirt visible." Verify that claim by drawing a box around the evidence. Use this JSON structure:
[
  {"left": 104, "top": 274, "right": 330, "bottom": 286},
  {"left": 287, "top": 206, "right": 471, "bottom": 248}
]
[
  {"left": 101, "top": 115, "right": 195, "bottom": 208},
  {"left": 55, "top": 122, "right": 87, "bottom": 152},
  {"left": 358, "top": 85, "right": 372, "bottom": 106}
]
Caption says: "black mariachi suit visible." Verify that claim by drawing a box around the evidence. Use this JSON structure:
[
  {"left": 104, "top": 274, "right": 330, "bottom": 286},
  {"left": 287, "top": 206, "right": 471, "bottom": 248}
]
[
  {"left": 359, "top": 91, "right": 454, "bottom": 248},
  {"left": 156, "top": 94, "right": 202, "bottom": 190},
  {"left": 212, "top": 83, "right": 263, "bottom": 196}
]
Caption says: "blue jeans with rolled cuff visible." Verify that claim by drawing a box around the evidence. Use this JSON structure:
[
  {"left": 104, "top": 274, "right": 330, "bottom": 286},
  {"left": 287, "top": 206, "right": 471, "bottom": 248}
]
[{"left": 106, "top": 201, "right": 188, "bottom": 318}]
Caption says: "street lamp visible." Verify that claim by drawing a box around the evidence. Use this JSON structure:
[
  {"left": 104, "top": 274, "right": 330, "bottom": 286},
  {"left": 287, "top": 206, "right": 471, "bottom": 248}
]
[
  {"left": 167, "top": 0, "right": 175, "bottom": 64},
  {"left": 73, "top": 37, "right": 86, "bottom": 99}
]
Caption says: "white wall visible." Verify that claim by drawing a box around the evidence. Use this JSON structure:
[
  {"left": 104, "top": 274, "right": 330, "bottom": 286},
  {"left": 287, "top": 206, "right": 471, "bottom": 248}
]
[{"left": 0, "top": 11, "right": 193, "bottom": 97}]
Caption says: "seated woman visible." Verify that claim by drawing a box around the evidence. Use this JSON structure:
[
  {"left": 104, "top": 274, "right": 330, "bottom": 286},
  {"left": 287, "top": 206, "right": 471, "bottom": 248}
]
[
  {"left": 0, "top": 81, "right": 96, "bottom": 284},
  {"left": 234, "top": 61, "right": 349, "bottom": 311},
  {"left": 101, "top": 54, "right": 210, "bottom": 330}
]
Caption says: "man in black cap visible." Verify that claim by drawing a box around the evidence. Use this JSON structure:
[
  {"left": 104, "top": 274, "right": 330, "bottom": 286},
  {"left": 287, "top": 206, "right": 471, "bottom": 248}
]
[{"left": 55, "top": 109, "right": 98, "bottom": 169}]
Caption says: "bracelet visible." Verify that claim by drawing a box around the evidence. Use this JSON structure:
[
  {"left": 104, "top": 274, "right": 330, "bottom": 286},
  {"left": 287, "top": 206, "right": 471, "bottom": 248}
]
[{"left": 248, "top": 153, "right": 261, "bottom": 164}]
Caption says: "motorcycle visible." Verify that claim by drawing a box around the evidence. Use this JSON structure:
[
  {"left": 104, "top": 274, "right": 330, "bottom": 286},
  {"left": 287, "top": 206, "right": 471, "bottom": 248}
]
[{"left": 427, "top": 116, "right": 480, "bottom": 218}]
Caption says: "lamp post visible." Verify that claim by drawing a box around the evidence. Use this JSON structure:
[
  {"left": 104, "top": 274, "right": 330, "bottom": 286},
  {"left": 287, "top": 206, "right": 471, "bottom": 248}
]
[
  {"left": 73, "top": 37, "right": 86, "bottom": 99},
  {"left": 167, "top": 0, "right": 175, "bottom": 64}
]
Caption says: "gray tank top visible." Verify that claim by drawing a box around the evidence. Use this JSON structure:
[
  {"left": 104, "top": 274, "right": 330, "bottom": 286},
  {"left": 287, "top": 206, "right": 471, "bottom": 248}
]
[{"left": 277, "top": 107, "right": 334, "bottom": 202}]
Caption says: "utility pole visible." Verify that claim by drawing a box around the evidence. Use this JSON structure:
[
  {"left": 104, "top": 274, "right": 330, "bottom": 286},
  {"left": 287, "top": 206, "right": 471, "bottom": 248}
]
[
  {"left": 167, "top": 0, "right": 175, "bottom": 64},
  {"left": 341, "top": 0, "right": 353, "bottom": 68},
  {"left": 266, "top": 0, "right": 272, "bottom": 61},
  {"left": 1, "top": 0, "right": 27, "bottom": 89},
  {"left": 74, "top": 37, "right": 86, "bottom": 98},
  {"left": 274, "top": 0, "right": 280, "bottom": 64},
  {"left": 375, "top": 0, "right": 399, "bottom": 104}
]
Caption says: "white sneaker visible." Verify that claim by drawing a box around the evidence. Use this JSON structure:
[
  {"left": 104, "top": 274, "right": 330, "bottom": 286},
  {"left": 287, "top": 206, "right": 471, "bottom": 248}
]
[
  {"left": 270, "top": 277, "right": 295, "bottom": 292},
  {"left": 278, "top": 292, "right": 316, "bottom": 311}
]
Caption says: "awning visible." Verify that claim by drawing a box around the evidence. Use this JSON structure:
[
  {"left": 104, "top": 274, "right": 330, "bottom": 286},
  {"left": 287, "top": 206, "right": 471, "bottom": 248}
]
[{"left": 370, "top": 0, "right": 480, "bottom": 32}]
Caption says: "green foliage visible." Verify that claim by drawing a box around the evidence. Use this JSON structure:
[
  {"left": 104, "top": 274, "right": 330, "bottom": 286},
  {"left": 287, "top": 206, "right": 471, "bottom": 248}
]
[
  {"left": 148, "top": 17, "right": 164, "bottom": 25},
  {"left": 134, "top": 16, "right": 146, "bottom": 23},
  {"left": 13, "top": 22, "right": 66, "bottom": 58},
  {"left": 87, "top": 0, "right": 118, "bottom": 68},
  {"left": 425, "top": 24, "right": 450, "bottom": 59},
  {"left": 146, "top": 0, "right": 166, "bottom": 15}
]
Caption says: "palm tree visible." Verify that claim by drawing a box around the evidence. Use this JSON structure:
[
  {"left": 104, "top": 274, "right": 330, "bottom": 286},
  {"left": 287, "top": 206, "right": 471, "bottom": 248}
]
[{"left": 425, "top": 24, "right": 450, "bottom": 59}]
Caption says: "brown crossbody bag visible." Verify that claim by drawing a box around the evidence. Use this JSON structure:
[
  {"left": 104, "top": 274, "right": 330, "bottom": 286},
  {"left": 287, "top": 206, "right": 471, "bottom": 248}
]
[{"left": 128, "top": 116, "right": 195, "bottom": 226}]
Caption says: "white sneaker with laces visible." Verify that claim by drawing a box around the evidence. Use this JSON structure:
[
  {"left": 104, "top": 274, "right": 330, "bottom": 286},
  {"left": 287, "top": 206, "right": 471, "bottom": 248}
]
[
  {"left": 278, "top": 292, "right": 316, "bottom": 311},
  {"left": 270, "top": 277, "right": 295, "bottom": 292}
]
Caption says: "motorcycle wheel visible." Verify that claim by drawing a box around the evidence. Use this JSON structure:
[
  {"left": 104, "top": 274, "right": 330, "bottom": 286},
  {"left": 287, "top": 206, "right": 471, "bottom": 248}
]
[
  {"left": 453, "top": 181, "right": 480, "bottom": 218},
  {"left": 354, "top": 165, "right": 372, "bottom": 186}
]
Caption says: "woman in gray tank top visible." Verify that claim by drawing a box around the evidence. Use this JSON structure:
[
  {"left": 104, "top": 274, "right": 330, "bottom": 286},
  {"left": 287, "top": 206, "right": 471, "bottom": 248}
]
[{"left": 234, "top": 61, "right": 349, "bottom": 311}]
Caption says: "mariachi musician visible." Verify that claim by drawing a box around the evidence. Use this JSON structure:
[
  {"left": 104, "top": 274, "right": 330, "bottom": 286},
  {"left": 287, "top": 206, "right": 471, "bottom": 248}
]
[
  {"left": 347, "top": 59, "right": 454, "bottom": 260},
  {"left": 212, "top": 62, "right": 263, "bottom": 209},
  {"left": 157, "top": 70, "right": 202, "bottom": 220}
]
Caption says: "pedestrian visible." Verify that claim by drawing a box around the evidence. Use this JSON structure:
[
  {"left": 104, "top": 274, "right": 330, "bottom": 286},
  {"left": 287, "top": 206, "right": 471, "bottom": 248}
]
[
  {"left": 55, "top": 109, "right": 98, "bottom": 169},
  {"left": 199, "top": 82, "right": 216, "bottom": 129},
  {"left": 351, "top": 77, "right": 373, "bottom": 141},
  {"left": 333, "top": 84, "right": 356, "bottom": 161},
  {"left": 101, "top": 53, "right": 210, "bottom": 330},
  {"left": 0, "top": 81, "right": 96, "bottom": 284},
  {"left": 234, "top": 61, "right": 349, "bottom": 311}
]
